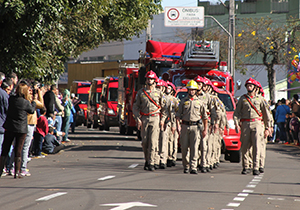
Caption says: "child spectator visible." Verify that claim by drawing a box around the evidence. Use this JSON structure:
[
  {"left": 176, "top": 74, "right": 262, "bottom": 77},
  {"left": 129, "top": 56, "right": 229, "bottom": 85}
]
[
  {"left": 42, "top": 127, "right": 65, "bottom": 154},
  {"left": 33, "top": 107, "right": 48, "bottom": 157}
]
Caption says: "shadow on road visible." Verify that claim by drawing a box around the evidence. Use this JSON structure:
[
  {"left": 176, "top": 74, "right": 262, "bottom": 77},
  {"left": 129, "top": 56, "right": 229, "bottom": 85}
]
[
  {"left": 68, "top": 145, "right": 143, "bottom": 152},
  {"left": 267, "top": 144, "right": 300, "bottom": 160}
]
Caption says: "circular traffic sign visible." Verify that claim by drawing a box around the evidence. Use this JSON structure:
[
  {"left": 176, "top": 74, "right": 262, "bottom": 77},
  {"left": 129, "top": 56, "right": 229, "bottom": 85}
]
[{"left": 167, "top": 8, "right": 179, "bottom": 21}]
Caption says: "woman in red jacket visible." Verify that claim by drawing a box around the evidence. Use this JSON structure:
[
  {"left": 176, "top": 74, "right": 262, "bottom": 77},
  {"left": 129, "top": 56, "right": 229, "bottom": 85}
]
[{"left": 0, "top": 83, "right": 36, "bottom": 178}]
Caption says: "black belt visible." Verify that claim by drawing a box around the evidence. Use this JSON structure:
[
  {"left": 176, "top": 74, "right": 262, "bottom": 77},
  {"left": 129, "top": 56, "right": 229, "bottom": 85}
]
[{"left": 182, "top": 120, "right": 200, "bottom": 125}]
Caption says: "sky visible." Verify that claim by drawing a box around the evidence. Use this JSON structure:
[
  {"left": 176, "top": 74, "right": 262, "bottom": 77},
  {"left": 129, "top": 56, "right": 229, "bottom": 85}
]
[{"left": 161, "top": 0, "right": 219, "bottom": 8}]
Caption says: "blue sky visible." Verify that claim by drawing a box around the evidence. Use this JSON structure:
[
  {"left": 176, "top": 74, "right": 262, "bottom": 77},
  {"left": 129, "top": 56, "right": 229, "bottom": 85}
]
[{"left": 161, "top": 0, "right": 219, "bottom": 8}]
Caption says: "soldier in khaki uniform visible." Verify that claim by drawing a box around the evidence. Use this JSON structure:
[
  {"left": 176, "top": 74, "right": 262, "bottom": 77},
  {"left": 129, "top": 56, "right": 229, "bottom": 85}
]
[
  {"left": 194, "top": 76, "right": 217, "bottom": 173},
  {"left": 133, "top": 71, "right": 166, "bottom": 171},
  {"left": 165, "top": 81, "right": 178, "bottom": 167},
  {"left": 233, "top": 78, "right": 271, "bottom": 175},
  {"left": 156, "top": 80, "right": 173, "bottom": 169},
  {"left": 176, "top": 80, "right": 208, "bottom": 174}
]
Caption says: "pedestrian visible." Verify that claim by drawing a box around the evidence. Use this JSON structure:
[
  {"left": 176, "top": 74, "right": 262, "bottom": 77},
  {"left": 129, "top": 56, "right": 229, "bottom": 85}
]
[
  {"left": 133, "top": 70, "right": 166, "bottom": 171},
  {"left": 275, "top": 98, "right": 291, "bottom": 143},
  {"left": 61, "top": 89, "right": 72, "bottom": 142},
  {"left": 0, "top": 83, "right": 36, "bottom": 178},
  {"left": 43, "top": 85, "right": 57, "bottom": 118},
  {"left": 233, "top": 78, "right": 271, "bottom": 175},
  {"left": 6, "top": 72, "right": 18, "bottom": 95},
  {"left": 21, "top": 81, "right": 44, "bottom": 176},
  {"left": 176, "top": 80, "right": 208, "bottom": 174}
]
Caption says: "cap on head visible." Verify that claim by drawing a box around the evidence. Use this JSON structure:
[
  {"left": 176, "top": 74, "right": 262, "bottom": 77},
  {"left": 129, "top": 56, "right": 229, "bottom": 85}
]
[
  {"left": 156, "top": 79, "right": 164, "bottom": 87},
  {"left": 186, "top": 80, "right": 199, "bottom": 90},
  {"left": 145, "top": 70, "right": 157, "bottom": 79},
  {"left": 194, "top": 75, "right": 204, "bottom": 83},
  {"left": 167, "top": 81, "right": 176, "bottom": 91},
  {"left": 245, "top": 78, "right": 257, "bottom": 87}
]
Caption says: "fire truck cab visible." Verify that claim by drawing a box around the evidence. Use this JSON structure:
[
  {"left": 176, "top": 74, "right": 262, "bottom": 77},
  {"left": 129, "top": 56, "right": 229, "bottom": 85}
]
[
  {"left": 117, "top": 64, "right": 140, "bottom": 135},
  {"left": 87, "top": 77, "right": 104, "bottom": 129},
  {"left": 98, "top": 77, "right": 119, "bottom": 131},
  {"left": 70, "top": 81, "right": 91, "bottom": 126}
]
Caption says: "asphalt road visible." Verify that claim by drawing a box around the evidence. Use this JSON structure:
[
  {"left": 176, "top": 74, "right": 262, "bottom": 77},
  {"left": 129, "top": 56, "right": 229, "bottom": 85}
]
[{"left": 0, "top": 126, "right": 300, "bottom": 210}]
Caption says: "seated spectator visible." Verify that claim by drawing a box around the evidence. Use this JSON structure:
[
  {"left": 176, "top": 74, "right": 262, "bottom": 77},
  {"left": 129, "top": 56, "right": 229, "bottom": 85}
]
[
  {"left": 42, "top": 127, "right": 65, "bottom": 154},
  {"left": 33, "top": 107, "right": 48, "bottom": 158}
]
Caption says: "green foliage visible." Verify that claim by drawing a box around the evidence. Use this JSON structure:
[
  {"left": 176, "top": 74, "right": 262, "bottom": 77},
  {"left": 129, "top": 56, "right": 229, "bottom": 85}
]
[{"left": 0, "top": 0, "right": 162, "bottom": 83}]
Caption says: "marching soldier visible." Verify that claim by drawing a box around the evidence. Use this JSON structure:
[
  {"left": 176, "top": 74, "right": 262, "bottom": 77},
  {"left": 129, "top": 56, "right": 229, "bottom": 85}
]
[
  {"left": 133, "top": 70, "right": 166, "bottom": 171},
  {"left": 233, "top": 78, "right": 271, "bottom": 175},
  {"left": 166, "top": 81, "right": 178, "bottom": 167},
  {"left": 194, "top": 76, "right": 217, "bottom": 173},
  {"left": 176, "top": 80, "right": 208, "bottom": 174}
]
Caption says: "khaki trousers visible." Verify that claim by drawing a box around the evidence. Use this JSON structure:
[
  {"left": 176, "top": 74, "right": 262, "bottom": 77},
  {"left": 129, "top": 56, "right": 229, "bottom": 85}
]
[
  {"left": 241, "top": 121, "right": 263, "bottom": 170},
  {"left": 206, "top": 132, "right": 214, "bottom": 167},
  {"left": 180, "top": 124, "right": 200, "bottom": 171},
  {"left": 157, "top": 122, "right": 171, "bottom": 164},
  {"left": 141, "top": 115, "right": 160, "bottom": 166},
  {"left": 168, "top": 128, "right": 178, "bottom": 161},
  {"left": 260, "top": 136, "right": 267, "bottom": 169}
]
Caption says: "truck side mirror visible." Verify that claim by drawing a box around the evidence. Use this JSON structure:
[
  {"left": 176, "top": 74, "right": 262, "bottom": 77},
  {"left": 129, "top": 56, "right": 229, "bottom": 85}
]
[
  {"left": 124, "top": 77, "right": 129, "bottom": 88},
  {"left": 236, "top": 80, "right": 241, "bottom": 90}
]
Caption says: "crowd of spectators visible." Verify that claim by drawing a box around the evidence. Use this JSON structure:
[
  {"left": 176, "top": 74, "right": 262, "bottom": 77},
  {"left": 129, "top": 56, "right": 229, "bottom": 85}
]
[
  {"left": 0, "top": 72, "right": 79, "bottom": 178},
  {"left": 269, "top": 94, "right": 300, "bottom": 145}
]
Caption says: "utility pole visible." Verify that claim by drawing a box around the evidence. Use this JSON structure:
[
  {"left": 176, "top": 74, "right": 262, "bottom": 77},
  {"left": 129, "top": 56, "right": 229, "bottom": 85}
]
[
  {"left": 146, "top": 19, "right": 152, "bottom": 41},
  {"left": 228, "top": 0, "right": 235, "bottom": 83}
]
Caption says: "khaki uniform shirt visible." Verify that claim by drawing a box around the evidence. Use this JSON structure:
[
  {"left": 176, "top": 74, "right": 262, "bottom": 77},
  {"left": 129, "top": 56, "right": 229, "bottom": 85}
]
[
  {"left": 197, "top": 92, "right": 216, "bottom": 124},
  {"left": 133, "top": 88, "right": 166, "bottom": 120},
  {"left": 233, "top": 94, "right": 271, "bottom": 128},
  {"left": 176, "top": 96, "right": 208, "bottom": 122}
]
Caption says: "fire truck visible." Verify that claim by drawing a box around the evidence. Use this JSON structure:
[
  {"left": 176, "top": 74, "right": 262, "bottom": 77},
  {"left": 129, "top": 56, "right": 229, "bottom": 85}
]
[
  {"left": 136, "top": 40, "right": 241, "bottom": 163},
  {"left": 70, "top": 81, "right": 91, "bottom": 126},
  {"left": 117, "top": 64, "right": 140, "bottom": 135},
  {"left": 86, "top": 77, "right": 104, "bottom": 129}
]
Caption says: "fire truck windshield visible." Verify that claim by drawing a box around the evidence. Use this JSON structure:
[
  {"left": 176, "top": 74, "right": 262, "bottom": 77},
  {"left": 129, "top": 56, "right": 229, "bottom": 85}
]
[
  {"left": 77, "top": 94, "right": 89, "bottom": 104},
  {"left": 108, "top": 88, "right": 118, "bottom": 101},
  {"left": 176, "top": 91, "right": 188, "bottom": 101},
  {"left": 218, "top": 93, "right": 234, "bottom": 111}
]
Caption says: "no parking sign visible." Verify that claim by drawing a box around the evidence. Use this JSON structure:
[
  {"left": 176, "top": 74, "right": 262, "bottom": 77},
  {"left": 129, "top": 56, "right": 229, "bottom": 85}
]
[{"left": 164, "top": 7, "right": 205, "bottom": 27}]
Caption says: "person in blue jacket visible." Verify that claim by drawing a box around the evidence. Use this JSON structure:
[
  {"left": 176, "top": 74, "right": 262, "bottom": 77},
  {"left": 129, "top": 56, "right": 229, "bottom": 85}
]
[{"left": 275, "top": 98, "right": 291, "bottom": 143}]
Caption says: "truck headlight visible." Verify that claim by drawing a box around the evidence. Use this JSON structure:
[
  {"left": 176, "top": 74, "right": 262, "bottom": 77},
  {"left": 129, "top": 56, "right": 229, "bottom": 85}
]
[
  {"left": 108, "top": 108, "right": 115, "bottom": 115},
  {"left": 228, "top": 119, "right": 235, "bottom": 129}
]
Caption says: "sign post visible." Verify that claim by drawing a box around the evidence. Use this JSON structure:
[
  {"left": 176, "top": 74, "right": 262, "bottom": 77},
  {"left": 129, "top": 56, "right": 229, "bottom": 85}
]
[{"left": 164, "top": 7, "right": 204, "bottom": 27}]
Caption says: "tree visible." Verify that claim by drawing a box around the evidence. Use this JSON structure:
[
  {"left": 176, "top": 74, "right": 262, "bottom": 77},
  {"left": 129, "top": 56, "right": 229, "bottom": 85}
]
[
  {"left": 236, "top": 16, "right": 300, "bottom": 101},
  {"left": 0, "top": 0, "right": 162, "bottom": 83}
]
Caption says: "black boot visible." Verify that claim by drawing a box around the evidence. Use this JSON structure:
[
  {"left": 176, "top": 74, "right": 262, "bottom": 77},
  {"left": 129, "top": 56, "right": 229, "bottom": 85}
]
[
  {"left": 167, "top": 159, "right": 172, "bottom": 167},
  {"left": 144, "top": 161, "right": 149, "bottom": 170},
  {"left": 14, "top": 157, "right": 22, "bottom": 179},
  {"left": 0, "top": 156, "right": 7, "bottom": 177}
]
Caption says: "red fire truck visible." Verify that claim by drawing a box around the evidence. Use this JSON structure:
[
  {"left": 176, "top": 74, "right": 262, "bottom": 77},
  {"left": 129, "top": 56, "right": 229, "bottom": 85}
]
[
  {"left": 98, "top": 77, "right": 119, "bottom": 131},
  {"left": 117, "top": 64, "right": 140, "bottom": 135},
  {"left": 86, "top": 77, "right": 104, "bottom": 129},
  {"left": 70, "top": 81, "right": 91, "bottom": 126}
]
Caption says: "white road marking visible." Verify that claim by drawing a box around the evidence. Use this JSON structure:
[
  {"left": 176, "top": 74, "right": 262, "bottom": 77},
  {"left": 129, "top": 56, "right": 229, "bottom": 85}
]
[
  {"left": 227, "top": 203, "right": 240, "bottom": 207},
  {"left": 243, "top": 189, "right": 254, "bottom": 193},
  {"left": 254, "top": 176, "right": 262, "bottom": 179},
  {"left": 246, "top": 184, "right": 256, "bottom": 188},
  {"left": 238, "top": 193, "right": 249, "bottom": 197},
  {"left": 252, "top": 179, "right": 261, "bottom": 182},
  {"left": 98, "top": 175, "right": 116, "bottom": 181},
  {"left": 36, "top": 192, "right": 67, "bottom": 201},
  {"left": 234, "top": 197, "right": 245, "bottom": 201},
  {"left": 294, "top": 199, "right": 300, "bottom": 202},
  {"left": 128, "top": 164, "right": 139, "bottom": 168},
  {"left": 249, "top": 181, "right": 259, "bottom": 184},
  {"left": 101, "top": 201, "right": 157, "bottom": 210},
  {"left": 268, "top": 197, "right": 285, "bottom": 201},
  {"left": 221, "top": 209, "right": 234, "bottom": 210}
]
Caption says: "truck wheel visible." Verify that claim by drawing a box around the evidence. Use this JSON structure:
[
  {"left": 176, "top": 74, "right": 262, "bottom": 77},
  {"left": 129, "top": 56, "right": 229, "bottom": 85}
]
[
  {"left": 104, "top": 122, "right": 109, "bottom": 131},
  {"left": 119, "top": 125, "right": 126, "bottom": 135},
  {"left": 127, "top": 127, "right": 134, "bottom": 135},
  {"left": 230, "top": 150, "right": 241, "bottom": 163},
  {"left": 92, "top": 122, "right": 98, "bottom": 129},
  {"left": 99, "top": 125, "right": 104, "bottom": 131},
  {"left": 225, "top": 152, "right": 230, "bottom": 161}
]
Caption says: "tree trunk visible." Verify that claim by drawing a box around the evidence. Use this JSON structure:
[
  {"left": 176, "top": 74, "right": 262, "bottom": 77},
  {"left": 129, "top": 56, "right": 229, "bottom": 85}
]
[{"left": 267, "top": 65, "right": 276, "bottom": 102}]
